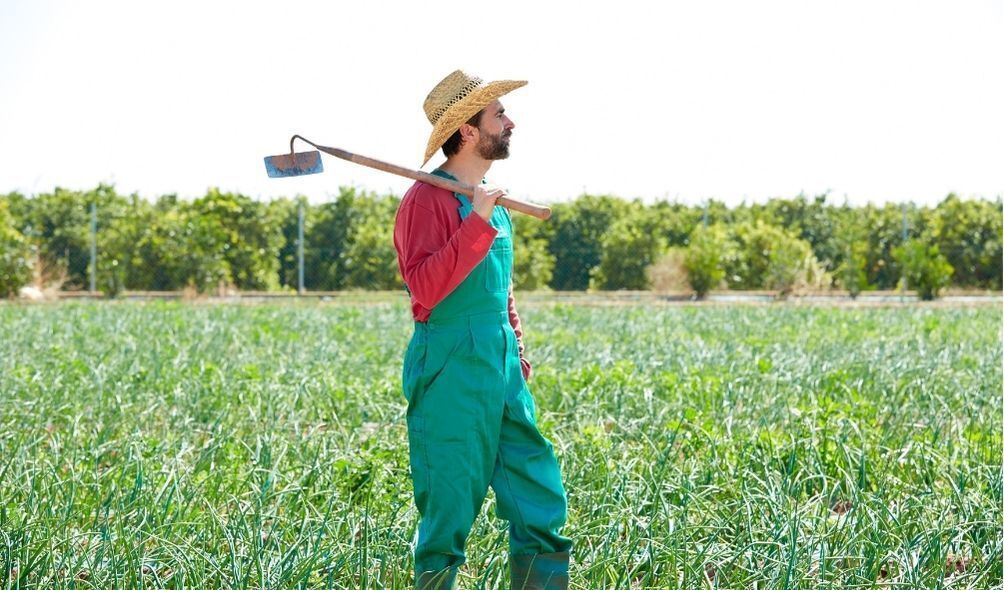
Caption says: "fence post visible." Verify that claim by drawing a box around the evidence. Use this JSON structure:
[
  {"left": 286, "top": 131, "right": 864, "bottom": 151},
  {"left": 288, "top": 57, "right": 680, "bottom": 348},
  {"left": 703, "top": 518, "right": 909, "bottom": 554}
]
[
  {"left": 89, "top": 202, "right": 97, "bottom": 294},
  {"left": 297, "top": 200, "right": 305, "bottom": 295},
  {"left": 901, "top": 203, "right": 908, "bottom": 303}
]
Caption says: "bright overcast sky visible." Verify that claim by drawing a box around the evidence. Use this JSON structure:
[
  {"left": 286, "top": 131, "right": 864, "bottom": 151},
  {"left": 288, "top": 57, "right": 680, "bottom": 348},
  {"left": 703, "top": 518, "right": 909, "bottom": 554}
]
[{"left": 1, "top": 0, "right": 1002, "bottom": 206}]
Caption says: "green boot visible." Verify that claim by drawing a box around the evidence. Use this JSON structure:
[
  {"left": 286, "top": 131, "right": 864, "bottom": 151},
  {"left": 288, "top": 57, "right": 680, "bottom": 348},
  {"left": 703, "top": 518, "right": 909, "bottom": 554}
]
[
  {"left": 415, "top": 567, "right": 458, "bottom": 590},
  {"left": 510, "top": 552, "right": 569, "bottom": 590}
]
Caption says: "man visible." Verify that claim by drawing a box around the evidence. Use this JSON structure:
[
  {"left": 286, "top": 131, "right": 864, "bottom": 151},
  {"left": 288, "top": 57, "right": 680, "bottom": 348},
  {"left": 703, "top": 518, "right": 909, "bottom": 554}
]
[{"left": 393, "top": 70, "right": 572, "bottom": 590}]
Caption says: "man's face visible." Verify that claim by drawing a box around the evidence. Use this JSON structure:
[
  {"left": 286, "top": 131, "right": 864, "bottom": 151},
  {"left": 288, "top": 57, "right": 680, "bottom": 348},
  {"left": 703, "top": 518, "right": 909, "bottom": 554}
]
[{"left": 474, "top": 99, "right": 515, "bottom": 160}]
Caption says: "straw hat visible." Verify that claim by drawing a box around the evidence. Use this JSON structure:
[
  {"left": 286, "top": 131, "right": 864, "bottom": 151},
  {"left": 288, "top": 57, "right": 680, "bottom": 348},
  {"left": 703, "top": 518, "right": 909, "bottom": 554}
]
[{"left": 422, "top": 70, "right": 527, "bottom": 166}]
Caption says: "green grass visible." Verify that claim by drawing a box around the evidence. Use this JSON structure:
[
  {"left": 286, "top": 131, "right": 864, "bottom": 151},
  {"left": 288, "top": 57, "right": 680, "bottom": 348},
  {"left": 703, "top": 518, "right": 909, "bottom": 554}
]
[{"left": 0, "top": 301, "right": 1000, "bottom": 589}]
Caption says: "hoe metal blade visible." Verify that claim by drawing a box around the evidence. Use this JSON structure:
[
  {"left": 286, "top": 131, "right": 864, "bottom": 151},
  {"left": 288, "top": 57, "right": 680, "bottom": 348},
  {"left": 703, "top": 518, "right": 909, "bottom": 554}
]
[{"left": 264, "top": 150, "right": 324, "bottom": 178}]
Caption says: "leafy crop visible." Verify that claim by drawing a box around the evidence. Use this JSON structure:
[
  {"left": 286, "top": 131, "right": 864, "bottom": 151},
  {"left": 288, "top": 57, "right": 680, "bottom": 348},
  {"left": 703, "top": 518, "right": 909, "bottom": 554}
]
[{"left": 0, "top": 302, "right": 999, "bottom": 588}]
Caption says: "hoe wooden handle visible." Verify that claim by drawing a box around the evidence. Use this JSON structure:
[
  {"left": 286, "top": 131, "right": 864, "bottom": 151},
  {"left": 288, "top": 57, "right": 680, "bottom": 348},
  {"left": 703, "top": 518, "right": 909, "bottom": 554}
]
[{"left": 298, "top": 138, "right": 552, "bottom": 221}]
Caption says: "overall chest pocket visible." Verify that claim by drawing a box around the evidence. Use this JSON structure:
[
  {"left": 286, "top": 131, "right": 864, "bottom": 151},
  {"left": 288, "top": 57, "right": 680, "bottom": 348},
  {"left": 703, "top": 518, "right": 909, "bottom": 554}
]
[{"left": 485, "top": 235, "right": 513, "bottom": 294}]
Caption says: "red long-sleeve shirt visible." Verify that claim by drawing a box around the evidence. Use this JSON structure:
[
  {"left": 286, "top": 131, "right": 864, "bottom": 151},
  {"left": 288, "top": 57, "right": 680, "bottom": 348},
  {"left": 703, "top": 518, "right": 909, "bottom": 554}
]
[{"left": 393, "top": 180, "right": 533, "bottom": 380}]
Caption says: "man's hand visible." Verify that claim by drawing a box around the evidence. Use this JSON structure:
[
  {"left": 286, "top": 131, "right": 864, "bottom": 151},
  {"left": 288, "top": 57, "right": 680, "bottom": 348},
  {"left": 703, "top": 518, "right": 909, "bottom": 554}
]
[{"left": 473, "top": 185, "right": 506, "bottom": 221}]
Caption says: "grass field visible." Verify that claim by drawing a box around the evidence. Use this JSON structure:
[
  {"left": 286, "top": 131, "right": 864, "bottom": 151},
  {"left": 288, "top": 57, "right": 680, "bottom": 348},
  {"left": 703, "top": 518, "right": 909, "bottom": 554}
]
[{"left": 0, "top": 301, "right": 1000, "bottom": 589}]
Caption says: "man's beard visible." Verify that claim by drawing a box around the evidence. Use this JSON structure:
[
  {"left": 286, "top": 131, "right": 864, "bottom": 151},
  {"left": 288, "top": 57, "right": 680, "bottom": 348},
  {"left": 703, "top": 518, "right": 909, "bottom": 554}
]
[{"left": 476, "top": 129, "right": 511, "bottom": 160}]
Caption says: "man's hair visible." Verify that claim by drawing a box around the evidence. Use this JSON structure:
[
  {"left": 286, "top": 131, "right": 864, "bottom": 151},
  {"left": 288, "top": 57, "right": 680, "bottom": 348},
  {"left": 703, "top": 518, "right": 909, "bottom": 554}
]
[{"left": 441, "top": 109, "right": 484, "bottom": 158}]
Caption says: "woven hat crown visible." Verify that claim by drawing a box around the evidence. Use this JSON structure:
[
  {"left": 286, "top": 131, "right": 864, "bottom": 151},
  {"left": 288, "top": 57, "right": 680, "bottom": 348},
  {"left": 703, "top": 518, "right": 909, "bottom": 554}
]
[{"left": 423, "top": 70, "right": 484, "bottom": 125}]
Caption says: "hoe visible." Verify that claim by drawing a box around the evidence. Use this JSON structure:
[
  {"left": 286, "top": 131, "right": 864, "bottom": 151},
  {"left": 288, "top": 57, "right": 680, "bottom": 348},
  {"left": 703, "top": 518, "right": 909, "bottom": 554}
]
[{"left": 264, "top": 135, "right": 551, "bottom": 220}]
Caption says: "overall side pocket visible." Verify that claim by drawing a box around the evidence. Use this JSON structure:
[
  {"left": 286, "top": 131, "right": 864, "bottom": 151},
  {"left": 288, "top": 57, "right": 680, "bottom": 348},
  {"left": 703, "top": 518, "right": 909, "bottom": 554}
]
[{"left": 402, "top": 333, "right": 427, "bottom": 406}]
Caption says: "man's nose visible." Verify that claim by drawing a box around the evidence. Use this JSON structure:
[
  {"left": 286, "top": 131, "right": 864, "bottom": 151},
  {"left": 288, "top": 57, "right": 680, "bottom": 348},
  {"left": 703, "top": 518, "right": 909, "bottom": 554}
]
[{"left": 504, "top": 116, "right": 515, "bottom": 130}]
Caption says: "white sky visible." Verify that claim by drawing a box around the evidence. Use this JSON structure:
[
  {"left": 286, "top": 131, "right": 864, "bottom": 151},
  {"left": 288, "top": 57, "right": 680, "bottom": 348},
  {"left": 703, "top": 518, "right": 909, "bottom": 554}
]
[{"left": 1, "top": 0, "right": 1002, "bottom": 207}]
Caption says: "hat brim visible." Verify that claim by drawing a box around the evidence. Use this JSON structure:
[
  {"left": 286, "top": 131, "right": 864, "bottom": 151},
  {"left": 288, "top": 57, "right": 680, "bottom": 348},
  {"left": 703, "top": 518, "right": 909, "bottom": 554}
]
[{"left": 422, "top": 79, "right": 527, "bottom": 166}]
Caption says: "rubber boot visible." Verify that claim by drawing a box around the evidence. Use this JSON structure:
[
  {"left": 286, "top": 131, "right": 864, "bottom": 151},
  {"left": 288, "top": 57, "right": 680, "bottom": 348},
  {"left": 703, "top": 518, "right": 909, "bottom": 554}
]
[
  {"left": 510, "top": 552, "right": 569, "bottom": 590},
  {"left": 415, "top": 567, "right": 458, "bottom": 590}
]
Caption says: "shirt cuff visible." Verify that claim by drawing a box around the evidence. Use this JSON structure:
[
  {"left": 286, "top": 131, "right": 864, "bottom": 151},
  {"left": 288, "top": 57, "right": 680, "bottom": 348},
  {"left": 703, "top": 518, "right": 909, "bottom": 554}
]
[{"left": 460, "top": 212, "right": 498, "bottom": 255}]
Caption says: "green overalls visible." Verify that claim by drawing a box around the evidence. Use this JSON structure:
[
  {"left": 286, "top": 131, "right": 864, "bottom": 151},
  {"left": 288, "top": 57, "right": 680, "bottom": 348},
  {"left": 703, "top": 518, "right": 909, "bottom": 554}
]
[{"left": 402, "top": 170, "right": 572, "bottom": 590}]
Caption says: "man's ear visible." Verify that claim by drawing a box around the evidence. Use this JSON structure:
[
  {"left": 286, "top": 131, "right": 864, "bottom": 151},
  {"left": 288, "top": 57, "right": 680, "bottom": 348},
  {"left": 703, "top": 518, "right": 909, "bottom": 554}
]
[{"left": 459, "top": 123, "right": 479, "bottom": 143}]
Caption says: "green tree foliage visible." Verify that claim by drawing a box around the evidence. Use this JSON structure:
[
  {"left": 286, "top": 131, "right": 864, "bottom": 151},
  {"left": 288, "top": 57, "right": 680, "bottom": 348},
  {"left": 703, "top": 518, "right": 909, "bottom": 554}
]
[
  {"left": 894, "top": 240, "right": 954, "bottom": 300},
  {"left": 304, "top": 187, "right": 363, "bottom": 290},
  {"left": 127, "top": 188, "right": 283, "bottom": 292},
  {"left": 298, "top": 188, "right": 402, "bottom": 290},
  {"left": 511, "top": 213, "right": 555, "bottom": 291},
  {"left": 858, "top": 203, "right": 927, "bottom": 290},
  {"left": 22, "top": 187, "right": 98, "bottom": 288},
  {"left": 271, "top": 196, "right": 303, "bottom": 291},
  {"left": 548, "top": 195, "right": 629, "bottom": 290},
  {"left": 590, "top": 204, "right": 666, "bottom": 290},
  {"left": 0, "top": 192, "right": 32, "bottom": 233},
  {"left": 724, "top": 221, "right": 824, "bottom": 296},
  {"left": 684, "top": 224, "right": 729, "bottom": 299},
  {"left": 836, "top": 241, "right": 869, "bottom": 299},
  {"left": 0, "top": 200, "right": 32, "bottom": 297},
  {"left": 339, "top": 192, "right": 402, "bottom": 290},
  {"left": 698, "top": 199, "right": 734, "bottom": 227},
  {"left": 4, "top": 187, "right": 1001, "bottom": 295},
  {"left": 129, "top": 194, "right": 184, "bottom": 291},
  {"left": 196, "top": 189, "right": 284, "bottom": 290},
  {"left": 94, "top": 193, "right": 156, "bottom": 296},
  {"left": 8, "top": 185, "right": 150, "bottom": 294},
  {"left": 131, "top": 189, "right": 284, "bottom": 292},
  {"left": 131, "top": 195, "right": 218, "bottom": 291},
  {"left": 925, "top": 194, "right": 1003, "bottom": 289},
  {"left": 752, "top": 194, "right": 843, "bottom": 275},
  {"left": 722, "top": 221, "right": 774, "bottom": 290},
  {"left": 764, "top": 235, "right": 818, "bottom": 297},
  {"left": 649, "top": 201, "right": 703, "bottom": 248},
  {"left": 833, "top": 206, "right": 871, "bottom": 298}
]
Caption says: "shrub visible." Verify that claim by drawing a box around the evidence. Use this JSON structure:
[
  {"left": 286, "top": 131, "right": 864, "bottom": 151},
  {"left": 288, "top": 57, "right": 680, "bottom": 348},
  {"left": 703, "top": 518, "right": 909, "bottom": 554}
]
[
  {"left": 549, "top": 195, "right": 630, "bottom": 290},
  {"left": 926, "top": 194, "right": 1003, "bottom": 289},
  {"left": 894, "top": 240, "right": 954, "bottom": 301},
  {"left": 837, "top": 241, "right": 869, "bottom": 299},
  {"left": 724, "top": 221, "right": 825, "bottom": 297},
  {"left": 684, "top": 225, "right": 728, "bottom": 298},
  {"left": 512, "top": 214, "right": 555, "bottom": 291},
  {"left": 590, "top": 208, "right": 666, "bottom": 290},
  {"left": 0, "top": 201, "right": 33, "bottom": 298}
]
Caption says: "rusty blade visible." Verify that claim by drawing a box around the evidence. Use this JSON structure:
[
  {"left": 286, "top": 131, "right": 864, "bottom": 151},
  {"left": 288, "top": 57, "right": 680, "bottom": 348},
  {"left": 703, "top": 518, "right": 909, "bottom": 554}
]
[{"left": 264, "top": 150, "right": 323, "bottom": 178}]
